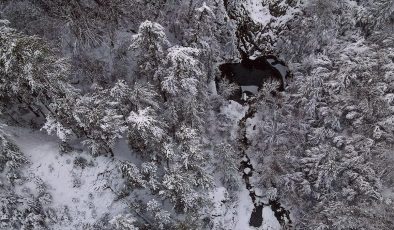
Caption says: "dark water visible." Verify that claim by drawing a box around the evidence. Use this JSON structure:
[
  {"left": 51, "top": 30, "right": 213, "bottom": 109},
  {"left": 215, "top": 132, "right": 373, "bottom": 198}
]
[
  {"left": 238, "top": 104, "right": 267, "bottom": 227},
  {"left": 249, "top": 205, "right": 264, "bottom": 227},
  {"left": 249, "top": 200, "right": 292, "bottom": 227},
  {"left": 229, "top": 55, "right": 291, "bottom": 227},
  {"left": 218, "top": 56, "right": 289, "bottom": 100},
  {"left": 270, "top": 198, "right": 292, "bottom": 226}
]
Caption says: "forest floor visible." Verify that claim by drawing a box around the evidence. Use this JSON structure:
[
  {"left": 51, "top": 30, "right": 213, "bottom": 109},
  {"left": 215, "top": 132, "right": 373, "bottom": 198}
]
[
  {"left": 5, "top": 126, "right": 130, "bottom": 229},
  {"left": 4, "top": 114, "right": 281, "bottom": 230},
  {"left": 220, "top": 100, "right": 281, "bottom": 230}
]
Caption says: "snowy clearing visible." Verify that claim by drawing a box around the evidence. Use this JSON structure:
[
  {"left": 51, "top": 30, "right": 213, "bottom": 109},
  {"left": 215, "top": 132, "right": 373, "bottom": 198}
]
[{"left": 6, "top": 127, "right": 130, "bottom": 229}]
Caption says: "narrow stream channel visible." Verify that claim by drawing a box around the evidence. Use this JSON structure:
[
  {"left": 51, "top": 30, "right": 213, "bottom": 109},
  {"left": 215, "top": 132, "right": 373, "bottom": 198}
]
[
  {"left": 222, "top": 1, "right": 292, "bottom": 227},
  {"left": 237, "top": 99, "right": 263, "bottom": 227},
  {"left": 237, "top": 98, "right": 292, "bottom": 228}
]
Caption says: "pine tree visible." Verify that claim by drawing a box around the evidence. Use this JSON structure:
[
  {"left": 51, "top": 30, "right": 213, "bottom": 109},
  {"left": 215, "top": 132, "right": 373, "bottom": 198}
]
[
  {"left": 130, "top": 20, "right": 170, "bottom": 83},
  {"left": 0, "top": 127, "right": 27, "bottom": 185},
  {"left": 0, "top": 20, "right": 76, "bottom": 123},
  {"left": 156, "top": 46, "right": 208, "bottom": 128},
  {"left": 110, "top": 214, "right": 139, "bottom": 230}
]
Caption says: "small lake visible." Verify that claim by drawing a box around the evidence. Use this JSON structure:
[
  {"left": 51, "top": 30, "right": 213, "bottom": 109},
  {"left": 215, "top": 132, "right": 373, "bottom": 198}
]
[{"left": 218, "top": 56, "right": 289, "bottom": 100}]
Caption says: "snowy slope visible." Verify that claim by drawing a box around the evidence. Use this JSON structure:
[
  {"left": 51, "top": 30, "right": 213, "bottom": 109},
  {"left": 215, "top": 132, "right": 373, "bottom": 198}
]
[
  {"left": 244, "top": 0, "right": 272, "bottom": 26},
  {"left": 6, "top": 127, "right": 130, "bottom": 229}
]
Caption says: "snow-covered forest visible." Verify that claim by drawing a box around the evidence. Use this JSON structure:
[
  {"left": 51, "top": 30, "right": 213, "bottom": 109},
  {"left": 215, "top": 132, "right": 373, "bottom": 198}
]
[{"left": 0, "top": 0, "right": 393, "bottom": 229}]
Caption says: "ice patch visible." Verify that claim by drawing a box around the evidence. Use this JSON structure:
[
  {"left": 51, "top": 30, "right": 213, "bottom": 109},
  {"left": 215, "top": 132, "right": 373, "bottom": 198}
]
[
  {"left": 235, "top": 187, "right": 254, "bottom": 230},
  {"left": 262, "top": 206, "right": 281, "bottom": 230},
  {"left": 272, "top": 64, "right": 287, "bottom": 78},
  {"left": 241, "top": 85, "right": 259, "bottom": 94}
]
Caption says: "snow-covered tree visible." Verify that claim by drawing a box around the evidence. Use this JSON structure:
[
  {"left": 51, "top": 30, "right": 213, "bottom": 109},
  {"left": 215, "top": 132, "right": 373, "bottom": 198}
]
[
  {"left": 213, "top": 142, "right": 240, "bottom": 189},
  {"left": 0, "top": 20, "right": 76, "bottom": 122},
  {"left": 127, "top": 107, "right": 165, "bottom": 157},
  {"left": 110, "top": 214, "right": 139, "bottom": 230},
  {"left": 130, "top": 20, "right": 170, "bottom": 83},
  {"left": 71, "top": 86, "right": 128, "bottom": 156},
  {"left": 0, "top": 127, "right": 27, "bottom": 185},
  {"left": 0, "top": 125, "right": 53, "bottom": 229},
  {"left": 156, "top": 46, "right": 208, "bottom": 128}
]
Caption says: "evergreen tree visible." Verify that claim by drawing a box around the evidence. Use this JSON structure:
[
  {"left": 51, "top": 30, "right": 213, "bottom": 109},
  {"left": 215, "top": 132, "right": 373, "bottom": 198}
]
[
  {"left": 0, "top": 20, "right": 76, "bottom": 124},
  {"left": 130, "top": 20, "right": 170, "bottom": 83},
  {"left": 157, "top": 46, "right": 208, "bottom": 128}
]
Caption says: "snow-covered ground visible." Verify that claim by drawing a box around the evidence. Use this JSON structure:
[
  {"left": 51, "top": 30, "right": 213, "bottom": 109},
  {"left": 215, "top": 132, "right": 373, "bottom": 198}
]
[
  {"left": 5, "top": 122, "right": 282, "bottom": 229},
  {"left": 220, "top": 100, "right": 248, "bottom": 140},
  {"left": 5, "top": 127, "right": 131, "bottom": 229},
  {"left": 262, "top": 206, "right": 281, "bottom": 230},
  {"left": 218, "top": 102, "right": 281, "bottom": 230},
  {"left": 232, "top": 183, "right": 280, "bottom": 230},
  {"left": 234, "top": 187, "right": 255, "bottom": 229},
  {"left": 244, "top": 0, "right": 272, "bottom": 26}
]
